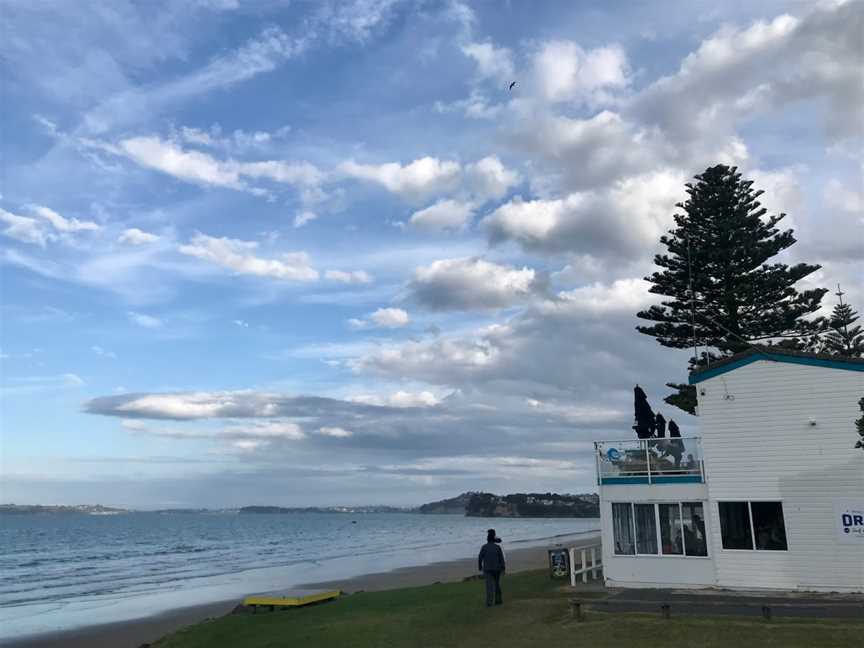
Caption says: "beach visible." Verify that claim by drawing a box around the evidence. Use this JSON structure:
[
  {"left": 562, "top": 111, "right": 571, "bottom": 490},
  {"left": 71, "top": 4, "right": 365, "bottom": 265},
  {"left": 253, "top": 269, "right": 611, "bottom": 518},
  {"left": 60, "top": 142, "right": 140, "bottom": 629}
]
[{"left": 2, "top": 533, "right": 599, "bottom": 648}]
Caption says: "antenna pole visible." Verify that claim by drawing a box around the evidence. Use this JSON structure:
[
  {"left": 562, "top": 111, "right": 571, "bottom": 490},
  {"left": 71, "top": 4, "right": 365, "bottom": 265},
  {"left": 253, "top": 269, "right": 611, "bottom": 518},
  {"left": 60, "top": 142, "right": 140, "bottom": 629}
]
[{"left": 686, "top": 235, "right": 699, "bottom": 367}]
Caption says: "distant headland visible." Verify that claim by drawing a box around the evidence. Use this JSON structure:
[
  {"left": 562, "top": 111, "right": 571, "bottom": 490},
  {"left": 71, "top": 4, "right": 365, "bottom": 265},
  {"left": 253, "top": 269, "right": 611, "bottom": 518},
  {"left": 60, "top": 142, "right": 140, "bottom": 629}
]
[{"left": 1, "top": 491, "right": 600, "bottom": 518}]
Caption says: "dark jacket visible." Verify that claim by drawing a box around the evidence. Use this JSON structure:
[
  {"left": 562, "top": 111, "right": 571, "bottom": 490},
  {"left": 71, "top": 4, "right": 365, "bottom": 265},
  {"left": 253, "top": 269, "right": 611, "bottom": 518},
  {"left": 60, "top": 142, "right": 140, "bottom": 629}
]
[{"left": 478, "top": 542, "right": 506, "bottom": 572}]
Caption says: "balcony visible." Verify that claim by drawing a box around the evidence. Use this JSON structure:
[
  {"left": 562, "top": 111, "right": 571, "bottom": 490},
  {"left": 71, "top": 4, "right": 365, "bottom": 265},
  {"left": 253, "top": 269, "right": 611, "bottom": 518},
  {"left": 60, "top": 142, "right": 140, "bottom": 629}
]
[{"left": 594, "top": 437, "right": 704, "bottom": 485}]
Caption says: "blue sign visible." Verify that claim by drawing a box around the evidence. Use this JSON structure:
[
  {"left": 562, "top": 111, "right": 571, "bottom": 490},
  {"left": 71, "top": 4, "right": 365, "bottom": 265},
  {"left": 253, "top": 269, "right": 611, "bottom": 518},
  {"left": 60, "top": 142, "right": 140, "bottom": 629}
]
[{"left": 606, "top": 448, "right": 621, "bottom": 461}]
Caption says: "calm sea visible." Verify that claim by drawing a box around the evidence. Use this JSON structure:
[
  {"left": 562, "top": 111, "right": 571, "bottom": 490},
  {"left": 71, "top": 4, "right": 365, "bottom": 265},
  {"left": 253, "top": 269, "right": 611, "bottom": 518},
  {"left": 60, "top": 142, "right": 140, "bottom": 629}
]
[{"left": 0, "top": 512, "right": 599, "bottom": 640}]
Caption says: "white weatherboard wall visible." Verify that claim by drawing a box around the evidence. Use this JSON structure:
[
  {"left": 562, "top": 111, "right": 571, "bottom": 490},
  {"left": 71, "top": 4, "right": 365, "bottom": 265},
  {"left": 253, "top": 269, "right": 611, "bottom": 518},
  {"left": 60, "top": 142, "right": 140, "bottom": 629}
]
[
  {"left": 697, "top": 359, "right": 864, "bottom": 592},
  {"left": 600, "top": 483, "right": 716, "bottom": 588}
]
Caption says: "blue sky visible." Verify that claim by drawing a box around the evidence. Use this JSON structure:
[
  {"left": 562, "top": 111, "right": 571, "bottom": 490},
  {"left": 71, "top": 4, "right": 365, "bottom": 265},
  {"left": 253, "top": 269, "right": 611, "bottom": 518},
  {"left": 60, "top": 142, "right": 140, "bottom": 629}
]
[{"left": 1, "top": 0, "right": 862, "bottom": 508}]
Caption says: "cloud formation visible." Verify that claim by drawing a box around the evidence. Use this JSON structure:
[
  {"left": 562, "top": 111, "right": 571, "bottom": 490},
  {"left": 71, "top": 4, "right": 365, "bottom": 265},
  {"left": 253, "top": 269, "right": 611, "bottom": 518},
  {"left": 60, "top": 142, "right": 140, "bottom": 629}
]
[
  {"left": 409, "top": 257, "right": 546, "bottom": 311},
  {"left": 179, "top": 233, "right": 319, "bottom": 281}
]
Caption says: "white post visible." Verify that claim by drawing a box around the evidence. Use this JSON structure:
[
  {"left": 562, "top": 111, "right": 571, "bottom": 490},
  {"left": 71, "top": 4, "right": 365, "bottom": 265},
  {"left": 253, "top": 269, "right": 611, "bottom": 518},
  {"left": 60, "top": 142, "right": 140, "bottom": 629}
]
[
  {"left": 569, "top": 548, "right": 576, "bottom": 588},
  {"left": 590, "top": 547, "right": 598, "bottom": 580},
  {"left": 581, "top": 548, "right": 588, "bottom": 584}
]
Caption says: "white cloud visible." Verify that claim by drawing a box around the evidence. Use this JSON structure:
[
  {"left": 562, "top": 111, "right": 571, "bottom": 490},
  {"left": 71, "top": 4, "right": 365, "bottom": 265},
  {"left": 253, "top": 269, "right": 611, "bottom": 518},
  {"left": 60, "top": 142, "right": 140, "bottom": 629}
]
[
  {"left": 120, "top": 136, "right": 242, "bottom": 188},
  {"left": 91, "top": 345, "right": 117, "bottom": 359},
  {"left": 117, "top": 136, "right": 325, "bottom": 195},
  {"left": 0, "top": 208, "right": 48, "bottom": 246},
  {"left": 350, "top": 390, "right": 444, "bottom": 408},
  {"left": 410, "top": 257, "right": 545, "bottom": 311},
  {"left": 317, "top": 426, "right": 353, "bottom": 438},
  {"left": 462, "top": 41, "right": 515, "bottom": 83},
  {"left": 32, "top": 205, "right": 100, "bottom": 232},
  {"left": 62, "top": 373, "right": 85, "bottom": 387},
  {"left": 325, "top": 269, "right": 373, "bottom": 284},
  {"left": 370, "top": 307, "right": 410, "bottom": 328},
  {"left": 233, "top": 319, "right": 250, "bottom": 328},
  {"left": 0, "top": 205, "right": 100, "bottom": 247},
  {"left": 348, "top": 307, "right": 410, "bottom": 330},
  {"left": 483, "top": 169, "right": 686, "bottom": 258},
  {"left": 179, "top": 233, "right": 319, "bottom": 281},
  {"left": 339, "top": 157, "right": 461, "bottom": 202},
  {"left": 409, "top": 200, "right": 474, "bottom": 232},
  {"left": 554, "top": 278, "right": 654, "bottom": 315},
  {"left": 293, "top": 210, "right": 318, "bottom": 228},
  {"left": 465, "top": 156, "right": 520, "bottom": 200},
  {"left": 531, "top": 41, "right": 630, "bottom": 105},
  {"left": 127, "top": 311, "right": 164, "bottom": 329},
  {"left": 340, "top": 155, "right": 519, "bottom": 204},
  {"left": 118, "top": 228, "right": 160, "bottom": 245}
]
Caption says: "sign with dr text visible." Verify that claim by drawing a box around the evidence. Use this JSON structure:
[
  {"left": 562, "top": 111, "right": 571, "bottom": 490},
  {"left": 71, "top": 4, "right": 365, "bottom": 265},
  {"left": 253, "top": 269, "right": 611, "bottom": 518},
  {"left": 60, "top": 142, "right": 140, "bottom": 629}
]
[{"left": 834, "top": 499, "right": 864, "bottom": 543}]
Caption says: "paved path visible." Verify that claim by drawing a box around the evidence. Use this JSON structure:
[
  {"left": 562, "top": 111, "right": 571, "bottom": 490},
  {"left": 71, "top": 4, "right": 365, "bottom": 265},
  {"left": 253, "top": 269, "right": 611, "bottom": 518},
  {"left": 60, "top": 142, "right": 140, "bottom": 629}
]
[{"left": 580, "top": 588, "right": 864, "bottom": 620}]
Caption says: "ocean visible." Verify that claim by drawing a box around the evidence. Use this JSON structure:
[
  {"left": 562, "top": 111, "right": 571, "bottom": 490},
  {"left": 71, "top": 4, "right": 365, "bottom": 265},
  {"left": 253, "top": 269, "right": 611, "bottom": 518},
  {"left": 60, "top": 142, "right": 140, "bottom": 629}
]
[{"left": 0, "top": 512, "right": 599, "bottom": 641}]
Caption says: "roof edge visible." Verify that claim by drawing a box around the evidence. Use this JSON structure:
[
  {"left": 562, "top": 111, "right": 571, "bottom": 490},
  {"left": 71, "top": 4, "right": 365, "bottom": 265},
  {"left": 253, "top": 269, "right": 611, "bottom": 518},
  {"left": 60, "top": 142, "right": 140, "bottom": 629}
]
[{"left": 689, "top": 348, "right": 864, "bottom": 384}]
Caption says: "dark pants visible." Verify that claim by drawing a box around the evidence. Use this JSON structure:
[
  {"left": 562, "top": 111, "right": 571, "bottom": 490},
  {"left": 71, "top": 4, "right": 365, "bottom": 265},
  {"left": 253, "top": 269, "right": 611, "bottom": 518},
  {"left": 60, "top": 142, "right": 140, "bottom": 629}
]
[{"left": 484, "top": 570, "right": 502, "bottom": 606}]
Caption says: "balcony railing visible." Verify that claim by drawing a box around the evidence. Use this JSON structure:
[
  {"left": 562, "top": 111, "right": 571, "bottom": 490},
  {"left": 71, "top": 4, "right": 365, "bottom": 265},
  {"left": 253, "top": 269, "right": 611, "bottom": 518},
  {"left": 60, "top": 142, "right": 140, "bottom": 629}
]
[{"left": 594, "top": 437, "right": 704, "bottom": 485}]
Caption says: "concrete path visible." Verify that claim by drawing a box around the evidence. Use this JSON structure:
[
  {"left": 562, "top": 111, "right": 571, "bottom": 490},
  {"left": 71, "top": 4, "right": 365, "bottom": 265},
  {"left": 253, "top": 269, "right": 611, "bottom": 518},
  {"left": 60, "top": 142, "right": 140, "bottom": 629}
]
[{"left": 579, "top": 587, "right": 864, "bottom": 620}]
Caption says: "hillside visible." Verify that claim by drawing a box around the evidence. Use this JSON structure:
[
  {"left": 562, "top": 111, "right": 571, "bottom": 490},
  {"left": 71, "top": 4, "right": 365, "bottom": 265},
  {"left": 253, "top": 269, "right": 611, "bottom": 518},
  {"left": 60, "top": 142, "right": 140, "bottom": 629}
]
[
  {"left": 418, "top": 492, "right": 599, "bottom": 518},
  {"left": 466, "top": 492, "right": 599, "bottom": 518}
]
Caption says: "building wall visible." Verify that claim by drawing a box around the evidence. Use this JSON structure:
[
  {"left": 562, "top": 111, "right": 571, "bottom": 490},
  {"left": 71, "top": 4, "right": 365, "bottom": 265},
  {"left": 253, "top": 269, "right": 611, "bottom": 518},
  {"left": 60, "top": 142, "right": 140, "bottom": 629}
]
[
  {"left": 600, "top": 482, "right": 716, "bottom": 588},
  {"left": 697, "top": 360, "right": 864, "bottom": 592}
]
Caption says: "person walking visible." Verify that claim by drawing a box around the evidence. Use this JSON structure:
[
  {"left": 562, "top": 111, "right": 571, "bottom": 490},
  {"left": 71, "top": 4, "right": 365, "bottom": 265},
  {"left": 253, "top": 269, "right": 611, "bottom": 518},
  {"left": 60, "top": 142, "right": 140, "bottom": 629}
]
[{"left": 478, "top": 529, "right": 505, "bottom": 607}]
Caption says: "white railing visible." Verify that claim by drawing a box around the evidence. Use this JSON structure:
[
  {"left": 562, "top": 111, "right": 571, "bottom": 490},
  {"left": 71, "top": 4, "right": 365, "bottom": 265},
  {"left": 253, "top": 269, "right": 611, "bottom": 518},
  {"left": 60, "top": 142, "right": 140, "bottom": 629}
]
[
  {"left": 594, "top": 437, "right": 704, "bottom": 483},
  {"left": 569, "top": 543, "right": 602, "bottom": 586}
]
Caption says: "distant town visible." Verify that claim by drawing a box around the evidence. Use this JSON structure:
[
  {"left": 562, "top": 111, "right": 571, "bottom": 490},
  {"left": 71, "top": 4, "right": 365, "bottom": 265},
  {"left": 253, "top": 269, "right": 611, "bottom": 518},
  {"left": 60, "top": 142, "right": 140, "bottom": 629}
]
[{"left": 0, "top": 492, "right": 601, "bottom": 518}]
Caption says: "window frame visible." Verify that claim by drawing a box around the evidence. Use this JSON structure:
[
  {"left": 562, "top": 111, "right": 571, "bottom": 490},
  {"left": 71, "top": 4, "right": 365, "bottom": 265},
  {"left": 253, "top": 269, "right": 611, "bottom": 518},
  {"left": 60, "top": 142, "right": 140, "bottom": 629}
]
[
  {"left": 610, "top": 501, "right": 710, "bottom": 559},
  {"left": 718, "top": 500, "right": 789, "bottom": 553}
]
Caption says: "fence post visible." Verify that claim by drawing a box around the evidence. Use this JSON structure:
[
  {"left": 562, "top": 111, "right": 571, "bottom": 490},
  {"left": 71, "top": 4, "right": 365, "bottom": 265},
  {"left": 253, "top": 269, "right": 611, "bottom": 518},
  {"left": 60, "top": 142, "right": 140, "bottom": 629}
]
[
  {"left": 569, "top": 548, "right": 576, "bottom": 588},
  {"left": 646, "top": 441, "right": 652, "bottom": 484},
  {"left": 661, "top": 604, "right": 671, "bottom": 619},
  {"left": 581, "top": 549, "right": 588, "bottom": 584},
  {"left": 590, "top": 547, "right": 598, "bottom": 580}
]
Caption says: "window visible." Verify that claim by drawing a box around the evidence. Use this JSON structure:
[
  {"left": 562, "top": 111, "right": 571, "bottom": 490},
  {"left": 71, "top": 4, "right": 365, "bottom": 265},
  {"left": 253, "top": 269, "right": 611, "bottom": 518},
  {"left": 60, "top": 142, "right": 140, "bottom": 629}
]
[
  {"left": 612, "top": 501, "right": 707, "bottom": 557},
  {"left": 719, "top": 501, "right": 788, "bottom": 551},
  {"left": 635, "top": 504, "right": 658, "bottom": 554},
  {"left": 719, "top": 502, "right": 753, "bottom": 549},
  {"left": 751, "top": 502, "right": 788, "bottom": 551},
  {"left": 659, "top": 504, "right": 683, "bottom": 555},
  {"left": 681, "top": 502, "right": 708, "bottom": 556},
  {"left": 612, "top": 503, "right": 635, "bottom": 555}
]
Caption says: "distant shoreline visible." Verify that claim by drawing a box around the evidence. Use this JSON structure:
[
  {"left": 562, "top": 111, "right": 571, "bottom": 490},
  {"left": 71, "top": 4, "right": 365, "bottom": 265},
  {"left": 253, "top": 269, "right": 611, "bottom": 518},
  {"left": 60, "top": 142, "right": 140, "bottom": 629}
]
[{"left": 1, "top": 531, "right": 600, "bottom": 648}]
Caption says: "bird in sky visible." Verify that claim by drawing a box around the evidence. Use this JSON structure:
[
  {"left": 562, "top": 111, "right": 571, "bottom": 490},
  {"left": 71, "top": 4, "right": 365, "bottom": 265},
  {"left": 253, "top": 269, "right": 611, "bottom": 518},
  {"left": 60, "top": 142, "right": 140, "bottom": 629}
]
[{"left": 509, "top": 81, "right": 516, "bottom": 91}]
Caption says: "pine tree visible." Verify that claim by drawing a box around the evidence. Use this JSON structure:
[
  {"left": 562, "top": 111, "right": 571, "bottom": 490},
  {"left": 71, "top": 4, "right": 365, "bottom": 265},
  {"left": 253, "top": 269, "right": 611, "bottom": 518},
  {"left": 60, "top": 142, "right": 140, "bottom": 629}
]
[
  {"left": 824, "top": 286, "right": 864, "bottom": 358},
  {"left": 637, "top": 165, "right": 827, "bottom": 414}
]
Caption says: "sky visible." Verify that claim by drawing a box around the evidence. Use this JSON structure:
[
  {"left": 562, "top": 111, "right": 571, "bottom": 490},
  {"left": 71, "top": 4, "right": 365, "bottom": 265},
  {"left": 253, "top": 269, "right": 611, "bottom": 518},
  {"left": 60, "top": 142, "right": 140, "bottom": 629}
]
[{"left": 1, "top": 0, "right": 862, "bottom": 509}]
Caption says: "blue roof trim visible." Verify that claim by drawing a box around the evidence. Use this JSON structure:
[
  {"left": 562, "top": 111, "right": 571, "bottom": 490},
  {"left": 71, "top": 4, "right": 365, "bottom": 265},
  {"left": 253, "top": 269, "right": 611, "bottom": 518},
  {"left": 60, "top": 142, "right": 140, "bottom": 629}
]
[
  {"left": 689, "top": 353, "right": 864, "bottom": 384},
  {"left": 600, "top": 476, "right": 704, "bottom": 485}
]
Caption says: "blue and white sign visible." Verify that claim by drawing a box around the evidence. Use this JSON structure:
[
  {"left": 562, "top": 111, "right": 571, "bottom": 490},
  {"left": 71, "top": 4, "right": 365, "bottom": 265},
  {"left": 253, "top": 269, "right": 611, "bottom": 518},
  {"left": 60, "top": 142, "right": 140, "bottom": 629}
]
[{"left": 834, "top": 499, "right": 864, "bottom": 543}]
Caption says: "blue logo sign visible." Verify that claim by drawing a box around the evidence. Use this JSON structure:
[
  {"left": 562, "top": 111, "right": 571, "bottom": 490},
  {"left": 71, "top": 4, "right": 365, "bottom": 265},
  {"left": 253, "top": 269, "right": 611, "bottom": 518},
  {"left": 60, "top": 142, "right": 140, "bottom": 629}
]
[{"left": 607, "top": 448, "right": 621, "bottom": 461}]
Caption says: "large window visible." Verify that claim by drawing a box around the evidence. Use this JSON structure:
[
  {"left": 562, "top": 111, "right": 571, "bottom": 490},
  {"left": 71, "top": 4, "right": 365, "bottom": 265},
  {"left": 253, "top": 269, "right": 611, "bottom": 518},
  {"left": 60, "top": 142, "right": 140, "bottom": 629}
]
[
  {"left": 612, "top": 502, "right": 707, "bottom": 557},
  {"left": 612, "top": 503, "right": 635, "bottom": 555},
  {"left": 719, "top": 501, "right": 788, "bottom": 551},
  {"left": 659, "top": 504, "right": 683, "bottom": 555},
  {"left": 635, "top": 504, "right": 658, "bottom": 554},
  {"left": 681, "top": 502, "right": 708, "bottom": 556}
]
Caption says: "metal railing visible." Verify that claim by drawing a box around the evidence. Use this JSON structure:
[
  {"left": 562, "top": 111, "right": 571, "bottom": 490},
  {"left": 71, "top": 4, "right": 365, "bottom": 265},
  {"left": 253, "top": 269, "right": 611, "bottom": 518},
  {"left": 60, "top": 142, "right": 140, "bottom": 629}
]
[
  {"left": 569, "top": 543, "right": 602, "bottom": 586},
  {"left": 594, "top": 437, "right": 704, "bottom": 484}
]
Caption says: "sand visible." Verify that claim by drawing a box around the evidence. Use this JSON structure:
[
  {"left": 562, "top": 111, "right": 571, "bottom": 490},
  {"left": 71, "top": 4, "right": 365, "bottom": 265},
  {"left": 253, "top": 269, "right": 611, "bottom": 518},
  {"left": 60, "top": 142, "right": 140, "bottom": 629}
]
[{"left": 2, "top": 533, "right": 600, "bottom": 648}]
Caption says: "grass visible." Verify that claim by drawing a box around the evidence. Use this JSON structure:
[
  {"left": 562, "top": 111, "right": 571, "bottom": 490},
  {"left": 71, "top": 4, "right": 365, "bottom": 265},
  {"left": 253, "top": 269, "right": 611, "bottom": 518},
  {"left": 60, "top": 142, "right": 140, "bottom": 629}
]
[{"left": 156, "top": 571, "right": 862, "bottom": 648}]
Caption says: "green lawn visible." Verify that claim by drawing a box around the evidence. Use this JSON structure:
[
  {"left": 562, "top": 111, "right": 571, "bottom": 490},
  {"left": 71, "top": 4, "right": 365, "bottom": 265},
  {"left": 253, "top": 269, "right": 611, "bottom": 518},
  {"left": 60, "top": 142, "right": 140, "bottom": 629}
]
[{"left": 156, "top": 571, "right": 862, "bottom": 648}]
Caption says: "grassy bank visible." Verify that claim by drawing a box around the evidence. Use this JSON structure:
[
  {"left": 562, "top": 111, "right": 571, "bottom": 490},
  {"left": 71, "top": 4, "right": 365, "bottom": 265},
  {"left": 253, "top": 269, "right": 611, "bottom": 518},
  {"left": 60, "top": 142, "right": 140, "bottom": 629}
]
[{"left": 156, "top": 571, "right": 861, "bottom": 648}]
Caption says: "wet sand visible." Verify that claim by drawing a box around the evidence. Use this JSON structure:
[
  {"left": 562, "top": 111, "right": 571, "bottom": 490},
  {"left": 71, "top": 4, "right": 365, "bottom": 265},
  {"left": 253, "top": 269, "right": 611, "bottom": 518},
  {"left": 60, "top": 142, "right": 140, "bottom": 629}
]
[{"left": 2, "top": 533, "right": 599, "bottom": 648}]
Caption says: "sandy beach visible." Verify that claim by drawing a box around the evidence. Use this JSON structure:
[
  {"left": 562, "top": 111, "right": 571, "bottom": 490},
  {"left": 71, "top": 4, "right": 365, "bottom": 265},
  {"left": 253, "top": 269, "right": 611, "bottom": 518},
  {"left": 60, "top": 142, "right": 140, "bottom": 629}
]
[{"left": 2, "top": 534, "right": 599, "bottom": 648}]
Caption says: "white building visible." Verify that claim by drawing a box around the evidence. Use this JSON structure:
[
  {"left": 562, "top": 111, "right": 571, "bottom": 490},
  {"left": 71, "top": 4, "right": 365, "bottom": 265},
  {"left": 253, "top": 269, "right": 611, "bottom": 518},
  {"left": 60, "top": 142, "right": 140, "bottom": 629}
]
[{"left": 595, "top": 347, "right": 864, "bottom": 592}]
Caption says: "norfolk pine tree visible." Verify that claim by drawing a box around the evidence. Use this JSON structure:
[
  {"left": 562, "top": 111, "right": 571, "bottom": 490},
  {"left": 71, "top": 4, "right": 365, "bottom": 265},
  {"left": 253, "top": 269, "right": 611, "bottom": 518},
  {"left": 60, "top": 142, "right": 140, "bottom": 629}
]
[
  {"left": 824, "top": 286, "right": 864, "bottom": 358},
  {"left": 637, "top": 165, "right": 827, "bottom": 414}
]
